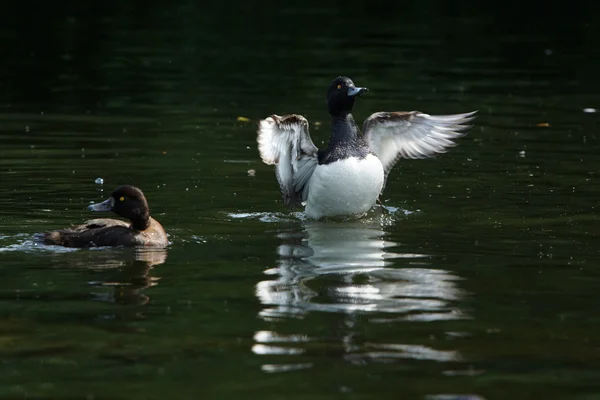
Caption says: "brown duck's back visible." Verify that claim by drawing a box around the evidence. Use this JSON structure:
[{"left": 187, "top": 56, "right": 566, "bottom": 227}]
[{"left": 42, "top": 217, "right": 167, "bottom": 248}]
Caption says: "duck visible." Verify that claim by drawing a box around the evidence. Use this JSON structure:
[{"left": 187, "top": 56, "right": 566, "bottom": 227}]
[
  {"left": 257, "top": 76, "right": 477, "bottom": 219},
  {"left": 40, "top": 185, "right": 168, "bottom": 248}
]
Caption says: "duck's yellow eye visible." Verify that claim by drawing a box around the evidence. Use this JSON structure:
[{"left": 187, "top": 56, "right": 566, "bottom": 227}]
[
  {"left": 337, "top": 84, "right": 342, "bottom": 89},
  {"left": 119, "top": 196, "right": 124, "bottom": 201}
]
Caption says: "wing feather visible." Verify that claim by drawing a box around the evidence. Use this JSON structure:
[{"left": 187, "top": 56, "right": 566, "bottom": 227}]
[
  {"left": 257, "top": 114, "right": 319, "bottom": 206},
  {"left": 363, "top": 110, "right": 477, "bottom": 189}
]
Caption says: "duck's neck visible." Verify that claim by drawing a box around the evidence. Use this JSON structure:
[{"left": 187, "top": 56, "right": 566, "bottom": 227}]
[
  {"left": 330, "top": 113, "right": 359, "bottom": 143},
  {"left": 130, "top": 212, "right": 150, "bottom": 231}
]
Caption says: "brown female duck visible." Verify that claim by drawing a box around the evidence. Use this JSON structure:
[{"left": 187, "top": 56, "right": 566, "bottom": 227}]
[{"left": 41, "top": 185, "right": 168, "bottom": 248}]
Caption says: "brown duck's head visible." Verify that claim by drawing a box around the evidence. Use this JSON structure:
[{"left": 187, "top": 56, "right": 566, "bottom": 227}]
[{"left": 88, "top": 185, "right": 151, "bottom": 230}]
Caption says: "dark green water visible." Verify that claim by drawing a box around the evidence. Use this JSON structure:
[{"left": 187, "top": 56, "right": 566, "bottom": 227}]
[{"left": 1, "top": 2, "right": 600, "bottom": 399}]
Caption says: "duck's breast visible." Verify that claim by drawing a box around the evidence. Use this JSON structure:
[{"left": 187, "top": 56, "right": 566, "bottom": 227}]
[{"left": 305, "top": 154, "right": 384, "bottom": 219}]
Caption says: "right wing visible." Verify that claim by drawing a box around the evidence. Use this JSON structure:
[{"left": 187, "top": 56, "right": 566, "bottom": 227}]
[
  {"left": 363, "top": 110, "right": 477, "bottom": 191},
  {"left": 257, "top": 114, "right": 319, "bottom": 206}
]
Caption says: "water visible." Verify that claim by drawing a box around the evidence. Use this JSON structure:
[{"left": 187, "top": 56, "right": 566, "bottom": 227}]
[{"left": 1, "top": 2, "right": 600, "bottom": 399}]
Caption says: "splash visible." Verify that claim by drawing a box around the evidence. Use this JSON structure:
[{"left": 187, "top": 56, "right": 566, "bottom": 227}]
[
  {"left": 226, "top": 204, "right": 416, "bottom": 224},
  {"left": 0, "top": 233, "right": 80, "bottom": 253},
  {"left": 225, "top": 211, "right": 306, "bottom": 223}
]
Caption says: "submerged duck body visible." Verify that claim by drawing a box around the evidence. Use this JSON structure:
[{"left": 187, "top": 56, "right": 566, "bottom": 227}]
[
  {"left": 257, "top": 76, "right": 477, "bottom": 219},
  {"left": 41, "top": 185, "right": 168, "bottom": 248}
]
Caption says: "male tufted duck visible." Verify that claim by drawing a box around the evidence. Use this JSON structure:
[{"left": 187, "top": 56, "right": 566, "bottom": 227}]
[
  {"left": 41, "top": 185, "right": 168, "bottom": 248},
  {"left": 257, "top": 76, "right": 477, "bottom": 219}
]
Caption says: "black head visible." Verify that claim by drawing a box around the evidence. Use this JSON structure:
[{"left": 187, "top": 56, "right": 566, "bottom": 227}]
[
  {"left": 326, "top": 76, "right": 368, "bottom": 116},
  {"left": 88, "top": 185, "right": 151, "bottom": 230}
]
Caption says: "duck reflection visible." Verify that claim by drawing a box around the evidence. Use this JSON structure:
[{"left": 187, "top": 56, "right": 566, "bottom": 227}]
[
  {"left": 253, "top": 217, "right": 468, "bottom": 368},
  {"left": 256, "top": 218, "right": 465, "bottom": 320},
  {"left": 50, "top": 248, "right": 166, "bottom": 306}
]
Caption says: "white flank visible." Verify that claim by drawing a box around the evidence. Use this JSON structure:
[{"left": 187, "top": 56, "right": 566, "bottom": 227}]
[{"left": 305, "top": 154, "right": 384, "bottom": 219}]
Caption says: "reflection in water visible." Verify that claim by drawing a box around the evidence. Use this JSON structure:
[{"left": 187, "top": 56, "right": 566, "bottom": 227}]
[
  {"left": 345, "top": 343, "right": 461, "bottom": 363},
  {"left": 59, "top": 248, "right": 167, "bottom": 306},
  {"left": 89, "top": 249, "right": 166, "bottom": 306},
  {"left": 6, "top": 240, "right": 168, "bottom": 308},
  {"left": 256, "top": 218, "right": 465, "bottom": 319},
  {"left": 254, "top": 217, "right": 467, "bottom": 369},
  {"left": 1, "top": 241, "right": 167, "bottom": 331}
]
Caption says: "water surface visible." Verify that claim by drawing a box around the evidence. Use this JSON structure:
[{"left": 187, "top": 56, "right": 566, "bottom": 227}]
[{"left": 1, "top": 2, "right": 600, "bottom": 399}]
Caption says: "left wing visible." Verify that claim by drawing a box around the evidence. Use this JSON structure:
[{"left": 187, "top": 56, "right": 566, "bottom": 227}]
[
  {"left": 363, "top": 110, "right": 477, "bottom": 188},
  {"left": 257, "top": 114, "right": 319, "bottom": 206}
]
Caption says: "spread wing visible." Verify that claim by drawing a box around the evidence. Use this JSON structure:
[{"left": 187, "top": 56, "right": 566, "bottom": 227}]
[
  {"left": 257, "top": 114, "right": 319, "bottom": 206},
  {"left": 363, "top": 110, "right": 477, "bottom": 189}
]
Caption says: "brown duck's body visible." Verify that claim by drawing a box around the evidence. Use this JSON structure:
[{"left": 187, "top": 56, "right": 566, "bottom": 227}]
[
  {"left": 42, "top": 217, "right": 168, "bottom": 248},
  {"left": 40, "top": 185, "right": 168, "bottom": 248}
]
